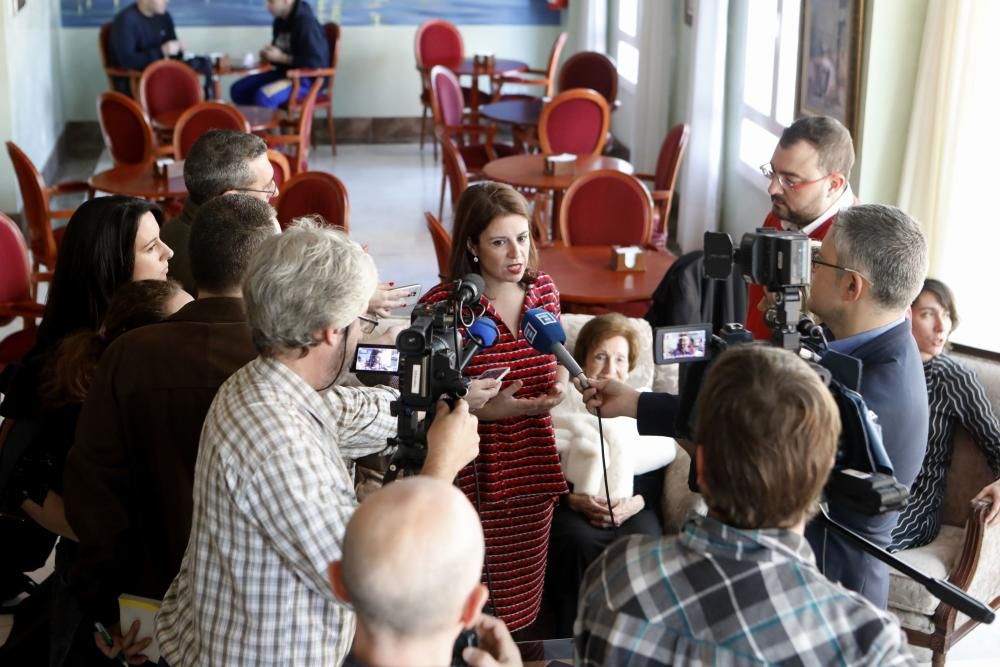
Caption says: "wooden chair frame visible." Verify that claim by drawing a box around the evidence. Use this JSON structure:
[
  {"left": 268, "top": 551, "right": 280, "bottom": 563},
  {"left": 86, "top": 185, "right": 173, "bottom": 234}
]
[
  {"left": 265, "top": 84, "right": 321, "bottom": 176},
  {"left": 538, "top": 88, "right": 610, "bottom": 156},
  {"left": 634, "top": 123, "right": 691, "bottom": 249},
  {"left": 436, "top": 128, "right": 473, "bottom": 221},
  {"left": 492, "top": 31, "right": 567, "bottom": 100},
  {"left": 558, "top": 51, "right": 620, "bottom": 110},
  {"left": 558, "top": 170, "right": 653, "bottom": 247},
  {"left": 415, "top": 19, "right": 465, "bottom": 158},
  {"left": 98, "top": 22, "right": 141, "bottom": 98},
  {"left": 274, "top": 170, "right": 350, "bottom": 232},
  {"left": 267, "top": 149, "right": 292, "bottom": 190},
  {"left": 97, "top": 91, "right": 158, "bottom": 167},
  {"left": 424, "top": 211, "right": 452, "bottom": 281},
  {"left": 286, "top": 22, "right": 340, "bottom": 154},
  {"left": 171, "top": 102, "right": 251, "bottom": 159}
]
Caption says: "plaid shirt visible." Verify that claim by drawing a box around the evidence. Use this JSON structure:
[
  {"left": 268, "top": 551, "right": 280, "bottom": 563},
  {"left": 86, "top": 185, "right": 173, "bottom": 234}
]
[
  {"left": 156, "top": 357, "right": 396, "bottom": 666},
  {"left": 575, "top": 513, "right": 916, "bottom": 666}
]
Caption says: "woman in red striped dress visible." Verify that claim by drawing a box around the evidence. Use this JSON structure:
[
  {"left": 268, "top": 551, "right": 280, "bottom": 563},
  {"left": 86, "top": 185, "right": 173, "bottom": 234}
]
[{"left": 420, "top": 182, "right": 568, "bottom": 633}]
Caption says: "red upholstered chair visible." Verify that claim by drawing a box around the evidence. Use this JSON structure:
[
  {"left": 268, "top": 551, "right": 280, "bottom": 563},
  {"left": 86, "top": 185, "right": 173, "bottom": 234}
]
[
  {"left": 558, "top": 51, "right": 620, "bottom": 110},
  {"left": 139, "top": 59, "right": 204, "bottom": 137},
  {"left": 265, "top": 83, "right": 321, "bottom": 176},
  {"left": 635, "top": 123, "right": 690, "bottom": 249},
  {"left": 436, "top": 129, "right": 472, "bottom": 220},
  {"left": 99, "top": 22, "right": 141, "bottom": 97},
  {"left": 6, "top": 141, "right": 89, "bottom": 275},
  {"left": 538, "top": 89, "right": 610, "bottom": 156},
  {"left": 285, "top": 22, "right": 340, "bottom": 154},
  {"left": 559, "top": 170, "right": 653, "bottom": 247},
  {"left": 0, "top": 212, "right": 45, "bottom": 371},
  {"left": 492, "top": 32, "right": 568, "bottom": 101},
  {"left": 424, "top": 211, "right": 451, "bottom": 281},
  {"left": 172, "top": 102, "right": 251, "bottom": 159},
  {"left": 415, "top": 19, "right": 464, "bottom": 156},
  {"left": 268, "top": 150, "right": 292, "bottom": 191},
  {"left": 97, "top": 92, "right": 159, "bottom": 167},
  {"left": 274, "top": 171, "right": 349, "bottom": 232}
]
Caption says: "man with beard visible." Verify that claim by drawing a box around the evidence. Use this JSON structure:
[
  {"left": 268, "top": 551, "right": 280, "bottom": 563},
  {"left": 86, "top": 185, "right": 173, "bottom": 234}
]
[{"left": 746, "top": 116, "right": 857, "bottom": 339}]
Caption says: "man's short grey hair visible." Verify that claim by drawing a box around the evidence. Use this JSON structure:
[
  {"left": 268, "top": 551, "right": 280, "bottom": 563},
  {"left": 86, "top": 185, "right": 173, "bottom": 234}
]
[
  {"left": 183, "top": 130, "right": 267, "bottom": 205},
  {"left": 243, "top": 219, "right": 377, "bottom": 355},
  {"left": 832, "top": 204, "right": 928, "bottom": 311}
]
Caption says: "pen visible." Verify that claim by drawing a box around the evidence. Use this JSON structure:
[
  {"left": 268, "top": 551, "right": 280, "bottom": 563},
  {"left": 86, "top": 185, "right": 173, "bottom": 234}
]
[{"left": 94, "top": 621, "right": 130, "bottom": 667}]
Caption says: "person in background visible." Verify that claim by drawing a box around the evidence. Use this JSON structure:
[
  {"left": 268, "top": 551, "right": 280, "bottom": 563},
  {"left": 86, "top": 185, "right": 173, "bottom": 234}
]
[
  {"left": 889, "top": 278, "right": 1000, "bottom": 551},
  {"left": 230, "top": 0, "right": 329, "bottom": 108},
  {"left": 330, "top": 477, "right": 523, "bottom": 667},
  {"left": 108, "top": 0, "right": 182, "bottom": 95},
  {"left": 575, "top": 346, "right": 915, "bottom": 666},
  {"left": 546, "top": 313, "right": 675, "bottom": 637}
]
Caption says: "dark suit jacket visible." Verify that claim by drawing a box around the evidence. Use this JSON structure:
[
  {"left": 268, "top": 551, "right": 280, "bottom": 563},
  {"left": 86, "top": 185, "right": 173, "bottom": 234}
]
[{"left": 63, "top": 298, "right": 257, "bottom": 623}]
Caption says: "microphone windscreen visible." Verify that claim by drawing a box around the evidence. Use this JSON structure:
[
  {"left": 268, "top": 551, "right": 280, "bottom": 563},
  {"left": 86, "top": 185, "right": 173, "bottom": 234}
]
[
  {"left": 520, "top": 308, "right": 565, "bottom": 354},
  {"left": 468, "top": 317, "right": 499, "bottom": 347},
  {"left": 455, "top": 273, "right": 486, "bottom": 304}
]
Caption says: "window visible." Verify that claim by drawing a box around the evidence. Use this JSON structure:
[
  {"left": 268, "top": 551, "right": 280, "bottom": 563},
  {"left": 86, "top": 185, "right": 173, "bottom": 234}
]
[
  {"left": 616, "top": 0, "right": 640, "bottom": 85},
  {"left": 738, "top": 0, "right": 801, "bottom": 173}
]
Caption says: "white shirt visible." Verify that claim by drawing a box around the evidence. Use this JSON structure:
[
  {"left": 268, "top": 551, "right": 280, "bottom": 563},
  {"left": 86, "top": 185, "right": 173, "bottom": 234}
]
[{"left": 780, "top": 185, "right": 856, "bottom": 236}]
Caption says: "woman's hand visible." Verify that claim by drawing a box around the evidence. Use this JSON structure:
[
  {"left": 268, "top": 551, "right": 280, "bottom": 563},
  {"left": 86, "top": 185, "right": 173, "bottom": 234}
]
[
  {"left": 473, "top": 381, "right": 564, "bottom": 422},
  {"left": 465, "top": 378, "right": 502, "bottom": 410},
  {"left": 567, "top": 493, "right": 645, "bottom": 528},
  {"left": 367, "top": 283, "right": 408, "bottom": 318},
  {"left": 93, "top": 620, "right": 152, "bottom": 665},
  {"left": 973, "top": 480, "right": 1000, "bottom": 526}
]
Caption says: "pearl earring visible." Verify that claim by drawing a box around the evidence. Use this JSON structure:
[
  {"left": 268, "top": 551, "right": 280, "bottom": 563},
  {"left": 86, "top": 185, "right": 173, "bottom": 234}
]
[{"left": 473, "top": 255, "right": 479, "bottom": 263}]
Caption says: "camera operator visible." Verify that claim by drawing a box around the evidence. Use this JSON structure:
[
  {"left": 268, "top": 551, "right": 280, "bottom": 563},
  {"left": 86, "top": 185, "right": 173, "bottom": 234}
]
[
  {"left": 330, "top": 477, "right": 523, "bottom": 667},
  {"left": 155, "top": 220, "right": 480, "bottom": 666},
  {"left": 576, "top": 346, "right": 914, "bottom": 666}
]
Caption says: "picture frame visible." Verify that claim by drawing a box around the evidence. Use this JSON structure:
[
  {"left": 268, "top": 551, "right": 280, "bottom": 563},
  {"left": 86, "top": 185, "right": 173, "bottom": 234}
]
[{"left": 796, "top": 0, "right": 864, "bottom": 137}]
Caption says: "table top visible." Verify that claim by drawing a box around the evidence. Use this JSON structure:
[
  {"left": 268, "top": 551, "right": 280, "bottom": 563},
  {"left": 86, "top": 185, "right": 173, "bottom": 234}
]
[
  {"left": 479, "top": 98, "right": 544, "bottom": 126},
  {"left": 152, "top": 104, "right": 278, "bottom": 132},
  {"left": 89, "top": 163, "right": 187, "bottom": 199},
  {"left": 428, "top": 57, "right": 528, "bottom": 77},
  {"left": 539, "top": 243, "right": 675, "bottom": 306},
  {"left": 482, "top": 154, "right": 633, "bottom": 191}
]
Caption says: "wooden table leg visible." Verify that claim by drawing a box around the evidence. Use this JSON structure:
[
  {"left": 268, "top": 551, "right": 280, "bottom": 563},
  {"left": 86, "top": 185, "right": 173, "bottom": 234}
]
[{"left": 551, "top": 189, "right": 564, "bottom": 241}]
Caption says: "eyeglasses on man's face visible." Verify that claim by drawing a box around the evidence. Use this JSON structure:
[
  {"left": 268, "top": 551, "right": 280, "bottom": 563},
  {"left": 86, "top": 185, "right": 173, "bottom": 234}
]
[
  {"left": 760, "top": 164, "right": 836, "bottom": 191},
  {"left": 811, "top": 253, "right": 875, "bottom": 286},
  {"left": 236, "top": 178, "right": 278, "bottom": 199}
]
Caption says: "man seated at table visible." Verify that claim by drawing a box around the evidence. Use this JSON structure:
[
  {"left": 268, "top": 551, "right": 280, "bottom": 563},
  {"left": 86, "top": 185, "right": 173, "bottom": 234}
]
[
  {"left": 575, "top": 345, "right": 914, "bottom": 666},
  {"left": 330, "top": 477, "right": 523, "bottom": 667},
  {"left": 161, "top": 130, "right": 275, "bottom": 294},
  {"left": 109, "top": 0, "right": 182, "bottom": 95},
  {"left": 230, "top": 0, "right": 329, "bottom": 109}
]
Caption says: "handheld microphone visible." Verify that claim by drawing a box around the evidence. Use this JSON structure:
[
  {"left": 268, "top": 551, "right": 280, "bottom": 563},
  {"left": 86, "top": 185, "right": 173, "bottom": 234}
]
[
  {"left": 459, "top": 317, "right": 499, "bottom": 370},
  {"left": 454, "top": 273, "right": 486, "bottom": 306},
  {"left": 520, "top": 308, "right": 590, "bottom": 389}
]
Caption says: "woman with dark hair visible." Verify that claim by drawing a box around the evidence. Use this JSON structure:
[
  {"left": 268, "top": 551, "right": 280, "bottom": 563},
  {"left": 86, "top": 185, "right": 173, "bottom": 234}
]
[
  {"left": 888, "top": 278, "right": 1000, "bottom": 551},
  {"left": 419, "top": 182, "right": 566, "bottom": 634}
]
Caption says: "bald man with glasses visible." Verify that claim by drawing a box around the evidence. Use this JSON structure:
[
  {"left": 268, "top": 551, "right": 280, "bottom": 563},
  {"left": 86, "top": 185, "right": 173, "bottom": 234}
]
[{"left": 746, "top": 115, "right": 859, "bottom": 339}]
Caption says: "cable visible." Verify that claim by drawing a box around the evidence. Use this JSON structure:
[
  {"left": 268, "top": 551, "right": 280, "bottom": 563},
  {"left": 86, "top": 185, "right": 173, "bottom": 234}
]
[
  {"left": 471, "top": 458, "right": 498, "bottom": 617},
  {"left": 595, "top": 407, "right": 617, "bottom": 529}
]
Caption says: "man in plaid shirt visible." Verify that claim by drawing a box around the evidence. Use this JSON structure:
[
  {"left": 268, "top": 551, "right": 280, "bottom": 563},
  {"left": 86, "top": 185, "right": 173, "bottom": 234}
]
[
  {"left": 155, "top": 221, "right": 480, "bottom": 666},
  {"left": 575, "top": 345, "right": 915, "bottom": 666}
]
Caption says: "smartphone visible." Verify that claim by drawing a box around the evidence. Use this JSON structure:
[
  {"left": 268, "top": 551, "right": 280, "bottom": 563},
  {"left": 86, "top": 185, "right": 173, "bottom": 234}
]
[
  {"left": 351, "top": 344, "right": 400, "bottom": 374},
  {"left": 477, "top": 367, "right": 510, "bottom": 381},
  {"left": 388, "top": 283, "right": 422, "bottom": 310}
]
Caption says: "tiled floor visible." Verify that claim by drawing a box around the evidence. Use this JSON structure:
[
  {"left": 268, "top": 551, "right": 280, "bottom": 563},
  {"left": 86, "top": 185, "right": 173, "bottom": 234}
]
[{"left": 3, "top": 143, "right": 1000, "bottom": 664}]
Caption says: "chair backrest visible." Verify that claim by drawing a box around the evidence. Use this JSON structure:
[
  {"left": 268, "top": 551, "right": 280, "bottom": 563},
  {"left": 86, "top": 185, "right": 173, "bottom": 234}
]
[
  {"left": 559, "top": 170, "right": 653, "bottom": 246},
  {"left": 424, "top": 211, "right": 451, "bottom": 281},
  {"left": 98, "top": 92, "right": 157, "bottom": 167},
  {"left": 943, "top": 428, "right": 996, "bottom": 528},
  {"left": 538, "top": 89, "right": 610, "bottom": 156},
  {"left": 5, "top": 141, "right": 56, "bottom": 269},
  {"left": 653, "top": 123, "right": 691, "bottom": 193},
  {"left": 268, "top": 150, "right": 292, "bottom": 191},
  {"left": 437, "top": 130, "right": 470, "bottom": 212},
  {"left": 275, "top": 171, "right": 350, "bottom": 232},
  {"left": 139, "top": 60, "right": 203, "bottom": 120},
  {"left": 0, "top": 212, "right": 33, "bottom": 325},
  {"left": 541, "top": 32, "right": 569, "bottom": 97},
  {"left": 290, "top": 83, "right": 321, "bottom": 174},
  {"left": 325, "top": 22, "right": 341, "bottom": 70},
  {"left": 414, "top": 19, "right": 463, "bottom": 68},
  {"left": 429, "top": 65, "right": 465, "bottom": 129},
  {"left": 172, "top": 102, "right": 251, "bottom": 159},
  {"left": 558, "top": 51, "right": 619, "bottom": 108},
  {"left": 98, "top": 22, "right": 115, "bottom": 84}
]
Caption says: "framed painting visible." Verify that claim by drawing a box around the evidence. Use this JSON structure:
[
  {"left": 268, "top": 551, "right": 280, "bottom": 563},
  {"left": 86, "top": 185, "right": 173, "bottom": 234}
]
[{"left": 796, "top": 0, "right": 864, "bottom": 136}]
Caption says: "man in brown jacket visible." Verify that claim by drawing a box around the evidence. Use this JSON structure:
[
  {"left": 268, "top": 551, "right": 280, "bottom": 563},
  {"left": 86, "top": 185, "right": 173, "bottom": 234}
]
[{"left": 63, "top": 193, "right": 279, "bottom": 659}]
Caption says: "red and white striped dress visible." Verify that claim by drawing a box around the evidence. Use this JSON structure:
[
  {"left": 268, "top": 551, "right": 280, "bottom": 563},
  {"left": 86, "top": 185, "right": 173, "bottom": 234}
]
[{"left": 420, "top": 272, "right": 569, "bottom": 631}]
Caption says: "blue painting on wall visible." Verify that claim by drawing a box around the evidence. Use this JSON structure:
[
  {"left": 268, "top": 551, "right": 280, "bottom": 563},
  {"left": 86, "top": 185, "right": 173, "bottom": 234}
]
[{"left": 61, "top": 0, "right": 561, "bottom": 28}]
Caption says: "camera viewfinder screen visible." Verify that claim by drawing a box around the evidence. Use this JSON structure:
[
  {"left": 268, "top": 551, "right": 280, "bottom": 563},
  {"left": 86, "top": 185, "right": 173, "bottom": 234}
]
[
  {"left": 353, "top": 345, "right": 400, "bottom": 374},
  {"left": 661, "top": 329, "right": 708, "bottom": 360}
]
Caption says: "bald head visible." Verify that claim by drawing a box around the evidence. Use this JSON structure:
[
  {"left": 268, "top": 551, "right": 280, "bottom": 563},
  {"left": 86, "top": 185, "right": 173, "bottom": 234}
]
[{"left": 339, "top": 478, "right": 485, "bottom": 637}]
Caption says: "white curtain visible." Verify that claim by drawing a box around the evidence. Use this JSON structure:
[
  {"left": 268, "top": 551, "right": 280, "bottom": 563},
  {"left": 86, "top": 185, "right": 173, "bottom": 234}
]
[
  {"left": 564, "top": 0, "right": 607, "bottom": 57},
  {"left": 629, "top": 1, "right": 675, "bottom": 173},
  {"left": 897, "top": 0, "right": 1000, "bottom": 350},
  {"left": 677, "top": 0, "right": 730, "bottom": 252}
]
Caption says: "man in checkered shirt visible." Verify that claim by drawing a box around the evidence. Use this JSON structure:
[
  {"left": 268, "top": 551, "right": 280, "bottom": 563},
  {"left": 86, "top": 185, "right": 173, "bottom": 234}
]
[
  {"left": 575, "top": 345, "right": 916, "bottom": 666},
  {"left": 155, "top": 220, "right": 480, "bottom": 666}
]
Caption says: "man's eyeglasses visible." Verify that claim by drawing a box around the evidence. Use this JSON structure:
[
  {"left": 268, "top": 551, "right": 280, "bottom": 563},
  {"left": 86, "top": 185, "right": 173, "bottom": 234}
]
[
  {"left": 760, "top": 164, "right": 835, "bottom": 191},
  {"left": 811, "top": 255, "right": 875, "bottom": 286},
  {"left": 236, "top": 178, "right": 278, "bottom": 199},
  {"left": 358, "top": 315, "right": 379, "bottom": 334}
]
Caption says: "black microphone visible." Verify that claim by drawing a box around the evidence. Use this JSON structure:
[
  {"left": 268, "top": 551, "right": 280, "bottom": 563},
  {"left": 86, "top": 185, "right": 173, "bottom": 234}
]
[
  {"left": 520, "top": 308, "right": 590, "bottom": 389},
  {"left": 458, "top": 317, "right": 500, "bottom": 370},
  {"left": 454, "top": 273, "right": 486, "bottom": 305}
]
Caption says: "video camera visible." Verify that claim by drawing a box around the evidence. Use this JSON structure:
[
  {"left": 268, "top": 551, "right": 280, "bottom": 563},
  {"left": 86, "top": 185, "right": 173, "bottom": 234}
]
[{"left": 655, "top": 229, "right": 909, "bottom": 517}]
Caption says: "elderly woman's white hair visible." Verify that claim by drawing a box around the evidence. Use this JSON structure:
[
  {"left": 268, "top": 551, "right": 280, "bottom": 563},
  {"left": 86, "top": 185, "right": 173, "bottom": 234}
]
[{"left": 243, "top": 218, "right": 378, "bottom": 355}]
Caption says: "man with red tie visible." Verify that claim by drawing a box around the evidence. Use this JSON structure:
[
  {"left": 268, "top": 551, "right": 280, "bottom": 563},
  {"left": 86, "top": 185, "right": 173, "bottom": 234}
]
[{"left": 747, "top": 116, "right": 858, "bottom": 339}]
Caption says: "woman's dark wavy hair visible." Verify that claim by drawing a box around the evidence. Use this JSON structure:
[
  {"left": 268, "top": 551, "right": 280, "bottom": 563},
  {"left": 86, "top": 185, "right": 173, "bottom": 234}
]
[
  {"left": 917, "top": 278, "right": 959, "bottom": 333},
  {"left": 35, "top": 196, "right": 163, "bottom": 352}
]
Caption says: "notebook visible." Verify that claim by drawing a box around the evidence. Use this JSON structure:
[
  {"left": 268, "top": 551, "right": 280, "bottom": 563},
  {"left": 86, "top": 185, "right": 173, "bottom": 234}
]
[{"left": 118, "top": 594, "right": 162, "bottom": 663}]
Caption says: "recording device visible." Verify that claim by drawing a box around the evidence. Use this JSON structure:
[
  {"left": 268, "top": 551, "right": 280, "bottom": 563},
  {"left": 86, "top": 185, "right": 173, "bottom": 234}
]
[
  {"left": 350, "top": 344, "right": 400, "bottom": 374},
  {"left": 521, "top": 308, "right": 590, "bottom": 389},
  {"left": 385, "top": 274, "right": 496, "bottom": 475},
  {"left": 652, "top": 323, "right": 713, "bottom": 364}
]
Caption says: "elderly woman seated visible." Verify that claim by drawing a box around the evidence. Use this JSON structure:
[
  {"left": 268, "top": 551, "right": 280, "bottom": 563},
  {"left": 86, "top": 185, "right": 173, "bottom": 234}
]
[{"left": 545, "top": 313, "right": 676, "bottom": 636}]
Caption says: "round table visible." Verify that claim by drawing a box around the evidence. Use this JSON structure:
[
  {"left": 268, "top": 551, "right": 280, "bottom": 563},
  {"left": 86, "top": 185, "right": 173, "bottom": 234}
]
[
  {"left": 479, "top": 98, "right": 544, "bottom": 127},
  {"left": 482, "top": 154, "right": 633, "bottom": 238},
  {"left": 88, "top": 163, "right": 187, "bottom": 199},
  {"left": 539, "top": 243, "right": 676, "bottom": 313},
  {"left": 153, "top": 104, "right": 278, "bottom": 133}
]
